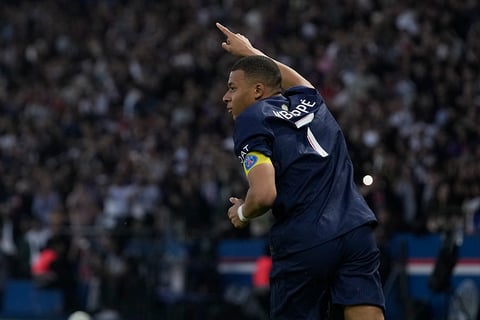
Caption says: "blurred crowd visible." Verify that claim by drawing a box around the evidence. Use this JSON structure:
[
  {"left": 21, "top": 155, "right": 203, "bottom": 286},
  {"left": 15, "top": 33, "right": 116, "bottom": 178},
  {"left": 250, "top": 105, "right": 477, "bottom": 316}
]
[{"left": 0, "top": 0, "right": 479, "bottom": 318}]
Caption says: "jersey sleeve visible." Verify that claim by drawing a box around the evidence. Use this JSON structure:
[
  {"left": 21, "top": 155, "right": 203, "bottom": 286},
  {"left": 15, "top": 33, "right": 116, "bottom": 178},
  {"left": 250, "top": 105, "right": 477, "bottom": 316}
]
[{"left": 233, "top": 105, "right": 274, "bottom": 163}]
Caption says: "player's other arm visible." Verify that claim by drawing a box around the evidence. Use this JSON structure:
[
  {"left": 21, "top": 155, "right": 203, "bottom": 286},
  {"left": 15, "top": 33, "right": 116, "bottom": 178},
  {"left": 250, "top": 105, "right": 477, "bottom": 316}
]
[
  {"left": 244, "top": 162, "right": 276, "bottom": 218},
  {"left": 216, "top": 22, "right": 314, "bottom": 90},
  {"left": 272, "top": 57, "right": 314, "bottom": 90},
  {"left": 229, "top": 161, "right": 276, "bottom": 228}
]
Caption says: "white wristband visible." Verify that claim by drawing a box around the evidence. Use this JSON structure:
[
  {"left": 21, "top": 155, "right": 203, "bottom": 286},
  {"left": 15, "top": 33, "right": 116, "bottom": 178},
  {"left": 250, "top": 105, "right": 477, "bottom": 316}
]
[{"left": 237, "top": 204, "right": 249, "bottom": 222}]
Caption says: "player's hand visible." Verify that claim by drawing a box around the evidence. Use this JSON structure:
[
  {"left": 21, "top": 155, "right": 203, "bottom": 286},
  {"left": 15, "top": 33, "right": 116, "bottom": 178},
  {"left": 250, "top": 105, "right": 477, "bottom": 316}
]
[
  {"left": 216, "top": 22, "right": 261, "bottom": 57},
  {"left": 228, "top": 197, "right": 249, "bottom": 229}
]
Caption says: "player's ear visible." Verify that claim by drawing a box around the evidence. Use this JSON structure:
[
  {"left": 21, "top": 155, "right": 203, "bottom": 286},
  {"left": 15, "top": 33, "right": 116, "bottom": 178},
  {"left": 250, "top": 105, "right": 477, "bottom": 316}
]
[{"left": 254, "top": 83, "right": 265, "bottom": 100}]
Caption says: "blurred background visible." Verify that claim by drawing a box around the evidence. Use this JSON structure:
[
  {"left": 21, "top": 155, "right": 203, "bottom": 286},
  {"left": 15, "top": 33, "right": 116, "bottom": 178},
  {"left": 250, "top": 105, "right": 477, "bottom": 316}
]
[{"left": 0, "top": 0, "right": 479, "bottom": 319}]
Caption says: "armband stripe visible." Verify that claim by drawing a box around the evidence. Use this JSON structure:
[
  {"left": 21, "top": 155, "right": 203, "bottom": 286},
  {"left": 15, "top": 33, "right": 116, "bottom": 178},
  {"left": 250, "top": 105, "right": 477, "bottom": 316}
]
[{"left": 242, "top": 152, "right": 272, "bottom": 176}]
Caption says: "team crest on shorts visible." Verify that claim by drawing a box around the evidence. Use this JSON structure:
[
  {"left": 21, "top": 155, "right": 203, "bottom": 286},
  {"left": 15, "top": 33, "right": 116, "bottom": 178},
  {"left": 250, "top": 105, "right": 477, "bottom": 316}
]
[{"left": 244, "top": 154, "right": 258, "bottom": 170}]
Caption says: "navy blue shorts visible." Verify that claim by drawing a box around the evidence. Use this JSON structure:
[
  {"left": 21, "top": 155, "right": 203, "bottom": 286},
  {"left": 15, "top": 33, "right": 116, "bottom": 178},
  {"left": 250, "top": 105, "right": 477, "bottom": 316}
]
[{"left": 270, "top": 224, "right": 385, "bottom": 319}]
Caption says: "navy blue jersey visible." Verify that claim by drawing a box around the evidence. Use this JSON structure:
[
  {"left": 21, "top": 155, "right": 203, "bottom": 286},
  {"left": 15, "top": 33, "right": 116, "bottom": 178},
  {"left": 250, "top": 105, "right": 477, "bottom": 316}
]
[{"left": 233, "top": 86, "right": 377, "bottom": 258}]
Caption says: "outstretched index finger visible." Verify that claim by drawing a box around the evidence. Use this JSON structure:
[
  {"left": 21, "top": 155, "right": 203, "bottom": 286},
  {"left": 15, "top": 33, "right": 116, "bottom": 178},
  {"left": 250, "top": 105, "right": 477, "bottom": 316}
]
[{"left": 216, "top": 22, "right": 233, "bottom": 37}]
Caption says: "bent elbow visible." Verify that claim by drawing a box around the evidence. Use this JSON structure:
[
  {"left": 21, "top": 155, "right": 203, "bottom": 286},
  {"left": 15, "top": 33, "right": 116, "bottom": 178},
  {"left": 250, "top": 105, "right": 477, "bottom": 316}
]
[{"left": 265, "top": 189, "right": 277, "bottom": 207}]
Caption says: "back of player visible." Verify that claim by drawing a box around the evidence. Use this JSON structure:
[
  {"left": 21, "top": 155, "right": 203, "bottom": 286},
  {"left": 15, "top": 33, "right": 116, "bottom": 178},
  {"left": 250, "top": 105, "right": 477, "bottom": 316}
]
[
  {"left": 234, "top": 85, "right": 385, "bottom": 319},
  {"left": 234, "top": 86, "right": 378, "bottom": 256}
]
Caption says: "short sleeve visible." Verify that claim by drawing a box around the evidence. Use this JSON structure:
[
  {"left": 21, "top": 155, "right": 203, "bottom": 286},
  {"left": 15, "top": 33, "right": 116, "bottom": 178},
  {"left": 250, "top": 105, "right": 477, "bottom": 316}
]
[{"left": 233, "top": 105, "right": 274, "bottom": 161}]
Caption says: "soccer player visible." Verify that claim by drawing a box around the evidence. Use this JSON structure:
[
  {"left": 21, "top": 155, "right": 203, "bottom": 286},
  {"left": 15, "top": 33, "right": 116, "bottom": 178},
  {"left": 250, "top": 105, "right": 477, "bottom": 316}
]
[{"left": 216, "top": 22, "right": 385, "bottom": 320}]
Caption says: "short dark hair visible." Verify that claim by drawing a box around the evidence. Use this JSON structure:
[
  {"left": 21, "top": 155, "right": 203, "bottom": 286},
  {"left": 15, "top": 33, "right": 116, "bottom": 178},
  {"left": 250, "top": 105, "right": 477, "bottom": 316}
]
[{"left": 231, "top": 55, "right": 282, "bottom": 89}]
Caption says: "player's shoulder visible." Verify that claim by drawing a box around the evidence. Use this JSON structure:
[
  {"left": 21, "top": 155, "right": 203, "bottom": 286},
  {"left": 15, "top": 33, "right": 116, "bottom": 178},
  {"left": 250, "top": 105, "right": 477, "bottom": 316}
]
[
  {"left": 236, "top": 86, "right": 324, "bottom": 128},
  {"left": 285, "top": 85, "right": 318, "bottom": 95},
  {"left": 284, "top": 86, "right": 322, "bottom": 101},
  {"left": 237, "top": 98, "right": 279, "bottom": 123}
]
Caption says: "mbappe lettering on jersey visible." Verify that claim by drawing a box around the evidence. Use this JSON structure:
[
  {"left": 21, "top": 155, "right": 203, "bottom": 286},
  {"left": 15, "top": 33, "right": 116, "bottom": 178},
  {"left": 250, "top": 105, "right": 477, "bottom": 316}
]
[{"left": 272, "top": 98, "right": 316, "bottom": 120}]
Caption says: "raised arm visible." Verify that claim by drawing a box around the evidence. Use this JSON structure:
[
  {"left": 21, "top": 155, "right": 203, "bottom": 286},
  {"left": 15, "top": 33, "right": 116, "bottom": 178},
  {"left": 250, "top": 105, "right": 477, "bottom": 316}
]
[{"left": 216, "top": 22, "right": 313, "bottom": 90}]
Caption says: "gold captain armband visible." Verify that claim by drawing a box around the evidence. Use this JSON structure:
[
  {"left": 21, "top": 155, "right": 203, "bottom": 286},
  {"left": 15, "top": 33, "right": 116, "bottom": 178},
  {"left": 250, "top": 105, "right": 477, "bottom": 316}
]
[{"left": 242, "top": 152, "right": 272, "bottom": 176}]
